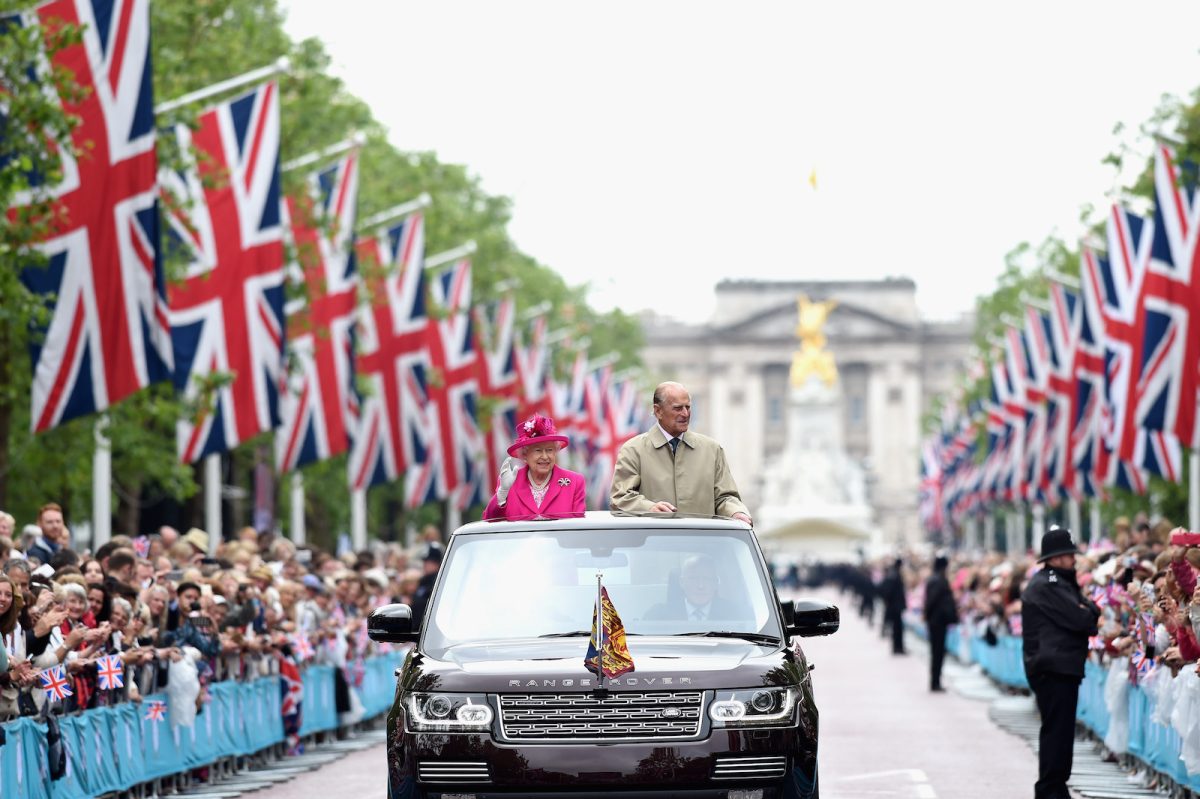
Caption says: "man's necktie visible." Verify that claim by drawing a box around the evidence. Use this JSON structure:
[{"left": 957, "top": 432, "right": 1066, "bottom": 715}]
[
  {"left": 669, "top": 437, "right": 680, "bottom": 454},
  {"left": 692, "top": 608, "right": 705, "bottom": 621}
]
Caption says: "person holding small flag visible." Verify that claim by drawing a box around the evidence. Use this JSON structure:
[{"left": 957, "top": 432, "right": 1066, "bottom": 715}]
[
  {"left": 1021, "top": 527, "right": 1101, "bottom": 799},
  {"left": 484, "top": 414, "right": 587, "bottom": 521}
]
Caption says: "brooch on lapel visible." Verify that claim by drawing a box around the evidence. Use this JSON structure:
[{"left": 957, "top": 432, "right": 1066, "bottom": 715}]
[{"left": 558, "top": 477, "right": 571, "bottom": 486}]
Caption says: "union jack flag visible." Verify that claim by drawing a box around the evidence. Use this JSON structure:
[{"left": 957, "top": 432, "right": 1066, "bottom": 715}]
[
  {"left": 1069, "top": 259, "right": 1108, "bottom": 500},
  {"left": 474, "top": 296, "right": 520, "bottom": 494},
  {"left": 290, "top": 633, "right": 314, "bottom": 661},
  {"left": 1040, "top": 298, "right": 1071, "bottom": 501},
  {"left": 1011, "top": 319, "right": 1049, "bottom": 503},
  {"left": 1145, "top": 142, "right": 1200, "bottom": 449},
  {"left": 279, "top": 653, "right": 304, "bottom": 717},
  {"left": 514, "top": 315, "right": 553, "bottom": 420},
  {"left": 276, "top": 152, "right": 361, "bottom": 471},
  {"left": 14, "top": 0, "right": 172, "bottom": 433},
  {"left": 582, "top": 366, "right": 613, "bottom": 507},
  {"left": 997, "top": 334, "right": 1030, "bottom": 501},
  {"left": 346, "top": 211, "right": 429, "bottom": 492},
  {"left": 414, "top": 258, "right": 487, "bottom": 510},
  {"left": 95, "top": 653, "right": 124, "bottom": 690},
  {"left": 1092, "top": 205, "right": 1179, "bottom": 488},
  {"left": 39, "top": 664, "right": 73, "bottom": 701},
  {"left": 164, "top": 82, "right": 286, "bottom": 462},
  {"left": 918, "top": 438, "right": 944, "bottom": 532},
  {"left": 143, "top": 699, "right": 167, "bottom": 721}
]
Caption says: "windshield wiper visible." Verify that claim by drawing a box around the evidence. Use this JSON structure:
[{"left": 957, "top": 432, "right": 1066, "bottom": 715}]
[{"left": 676, "top": 631, "right": 782, "bottom": 645}]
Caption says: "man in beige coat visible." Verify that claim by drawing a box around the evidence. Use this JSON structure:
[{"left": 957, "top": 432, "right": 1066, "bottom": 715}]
[{"left": 610, "top": 382, "right": 751, "bottom": 523}]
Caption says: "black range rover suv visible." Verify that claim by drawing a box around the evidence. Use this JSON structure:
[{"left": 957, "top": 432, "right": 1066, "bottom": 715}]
[{"left": 368, "top": 512, "right": 839, "bottom": 799}]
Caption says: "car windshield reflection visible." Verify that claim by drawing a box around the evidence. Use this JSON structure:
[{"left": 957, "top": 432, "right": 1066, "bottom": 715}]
[{"left": 422, "top": 528, "right": 780, "bottom": 658}]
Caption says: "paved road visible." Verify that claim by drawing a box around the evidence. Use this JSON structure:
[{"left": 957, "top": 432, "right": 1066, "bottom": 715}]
[
  {"left": 800, "top": 588, "right": 1036, "bottom": 798},
  {"left": 235, "top": 587, "right": 1038, "bottom": 799}
]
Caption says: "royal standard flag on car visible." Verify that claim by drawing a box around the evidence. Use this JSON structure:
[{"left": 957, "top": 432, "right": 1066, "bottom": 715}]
[{"left": 585, "top": 586, "right": 635, "bottom": 679}]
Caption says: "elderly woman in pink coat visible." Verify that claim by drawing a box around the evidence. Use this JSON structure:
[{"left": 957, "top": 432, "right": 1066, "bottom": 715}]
[{"left": 484, "top": 415, "right": 586, "bottom": 521}]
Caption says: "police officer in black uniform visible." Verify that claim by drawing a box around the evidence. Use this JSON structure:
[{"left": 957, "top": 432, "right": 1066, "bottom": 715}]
[
  {"left": 923, "top": 552, "right": 958, "bottom": 692},
  {"left": 1021, "top": 527, "right": 1100, "bottom": 799},
  {"left": 879, "top": 558, "right": 907, "bottom": 655}
]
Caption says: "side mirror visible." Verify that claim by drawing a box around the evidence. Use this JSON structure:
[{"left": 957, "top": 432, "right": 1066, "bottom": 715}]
[
  {"left": 368, "top": 603, "right": 419, "bottom": 643},
  {"left": 787, "top": 598, "right": 839, "bottom": 638}
]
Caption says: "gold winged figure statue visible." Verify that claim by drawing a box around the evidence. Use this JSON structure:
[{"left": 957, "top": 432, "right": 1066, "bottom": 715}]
[{"left": 789, "top": 294, "right": 838, "bottom": 388}]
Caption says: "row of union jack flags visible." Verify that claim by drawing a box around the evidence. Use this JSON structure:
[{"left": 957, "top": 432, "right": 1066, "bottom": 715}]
[
  {"left": 920, "top": 140, "right": 1200, "bottom": 532},
  {"left": 11, "top": 0, "right": 645, "bottom": 509}
]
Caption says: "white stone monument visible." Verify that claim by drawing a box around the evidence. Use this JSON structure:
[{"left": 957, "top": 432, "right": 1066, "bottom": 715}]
[{"left": 756, "top": 295, "right": 877, "bottom": 559}]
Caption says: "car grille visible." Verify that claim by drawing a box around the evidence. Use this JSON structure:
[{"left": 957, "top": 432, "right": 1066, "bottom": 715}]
[
  {"left": 417, "top": 761, "right": 491, "bottom": 783},
  {"left": 498, "top": 691, "right": 705, "bottom": 741},
  {"left": 712, "top": 755, "right": 788, "bottom": 780}
]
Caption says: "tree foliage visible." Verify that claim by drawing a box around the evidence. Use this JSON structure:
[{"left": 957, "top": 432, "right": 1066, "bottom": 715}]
[{"left": 0, "top": 0, "right": 642, "bottom": 544}]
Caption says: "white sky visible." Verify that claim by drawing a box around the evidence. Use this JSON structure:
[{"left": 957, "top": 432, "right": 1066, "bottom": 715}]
[{"left": 279, "top": 1, "right": 1200, "bottom": 326}]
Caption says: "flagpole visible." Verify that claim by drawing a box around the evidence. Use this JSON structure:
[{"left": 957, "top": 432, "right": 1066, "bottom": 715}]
[
  {"left": 154, "top": 57, "right": 290, "bottom": 116},
  {"left": 595, "top": 572, "right": 605, "bottom": 691},
  {"left": 204, "top": 454, "right": 222, "bottom": 555},
  {"left": 425, "top": 241, "right": 478, "bottom": 270},
  {"left": 92, "top": 415, "right": 111, "bottom": 549},
  {"left": 1190, "top": 450, "right": 1199, "bottom": 531},
  {"left": 356, "top": 193, "right": 432, "bottom": 234},
  {"left": 351, "top": 488, "right": 367, "bottom": 550},
  {"left": 1068, "top": 496, "right": 1082, "bottom": 542},
  {"left": 281, "top": 132, "right": 366, "bottom": 174},
  {"left": 983, "top": 511, "right": 996, "bottom": 552},
  {"left": 1090, "top": 498, "right": 1103, "bottom": 543},
  {"left": 290, "top": 471, "right": 306, "bottom": 546}
]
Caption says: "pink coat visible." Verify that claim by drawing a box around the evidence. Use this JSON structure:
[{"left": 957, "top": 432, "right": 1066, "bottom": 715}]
[{"left": 483, "top": 465, "right": 586, "bottom": 521}]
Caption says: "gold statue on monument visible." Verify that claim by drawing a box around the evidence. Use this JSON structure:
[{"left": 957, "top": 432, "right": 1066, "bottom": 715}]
[{"left": 789, "top": 294, "right": 838, "bottom": 388}]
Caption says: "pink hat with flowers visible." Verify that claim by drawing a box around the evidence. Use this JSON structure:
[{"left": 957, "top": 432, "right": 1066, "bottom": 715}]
[{"left": 507, "top": 414, "right": 569, "bottom": 457}]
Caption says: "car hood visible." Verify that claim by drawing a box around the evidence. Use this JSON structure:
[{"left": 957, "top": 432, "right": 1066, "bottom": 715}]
[{"left": 401, "top": 637, "right": 807, "bottom": 693}]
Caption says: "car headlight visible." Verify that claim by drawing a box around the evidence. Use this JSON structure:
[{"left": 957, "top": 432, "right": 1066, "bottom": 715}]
[
  {"left": 404, "top": 693, "right": 494, "bottom": 732},
  {"left": 708, "top": 687, "right": 798, "bottom": 727}
]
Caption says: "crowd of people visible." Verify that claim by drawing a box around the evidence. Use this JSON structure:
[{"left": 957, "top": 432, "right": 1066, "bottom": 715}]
[
  {"left": 837, "top": 514, "right": 1200, "bottom": 795},
  {"left": 0, "top": 502, "right": 443, "bottom": 745}
]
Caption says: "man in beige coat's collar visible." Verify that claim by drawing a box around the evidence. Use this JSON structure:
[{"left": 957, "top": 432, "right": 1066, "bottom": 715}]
[{"left": 610, "top": 381, "right": 752, "bottom": 524}]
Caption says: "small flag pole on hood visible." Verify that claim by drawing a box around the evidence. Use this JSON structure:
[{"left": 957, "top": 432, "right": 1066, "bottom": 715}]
[{"left": 596, "top": 571, "right": 605, "bottom": 690}]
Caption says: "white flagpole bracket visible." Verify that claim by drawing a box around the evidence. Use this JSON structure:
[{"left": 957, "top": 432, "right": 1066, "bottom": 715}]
[
  {"left": 520, "top": 302, "right": 552, "bottom": 321},
  {"left": 586, "top": 352, "right": 621, "bottom": 372},
  {"left": 356, "top": 193, "right": 432, "bottom": 234},
  {"left": 155, "top": 57, "right": 290, "bottom": 116},
  {"left": 425, "top": 241, "right": 477, "bottom": 270},
  {"left": 281, "top": 132, "right": 367, "bottom": 174}
]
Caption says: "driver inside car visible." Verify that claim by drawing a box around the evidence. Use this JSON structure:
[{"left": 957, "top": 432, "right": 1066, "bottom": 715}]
[{"left": 644, "top": 554, "right": 738, "bottom": 621}]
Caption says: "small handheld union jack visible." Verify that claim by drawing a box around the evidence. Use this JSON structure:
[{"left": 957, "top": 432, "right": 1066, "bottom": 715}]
[
  {"left": 144, "top": 699, "right": 167, "bottom": 722},
  {"left": 39, "top": 665, "right": 73, "bottom": 702},
  {"left": 96, "top": 654, "right": 125, "bottom": 690},
  {"left": 290, "top": 634, "right": 314, "bottom": 661}
]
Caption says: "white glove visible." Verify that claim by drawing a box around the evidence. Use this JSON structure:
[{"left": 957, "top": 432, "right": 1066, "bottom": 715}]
[{"left": 496, "top": 457, "right": 521, "bottom": 506}]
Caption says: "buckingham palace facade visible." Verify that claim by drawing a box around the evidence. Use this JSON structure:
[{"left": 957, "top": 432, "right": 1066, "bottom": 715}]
[{"left": 637, "top": 278, "right": 974, "bottom": 548}]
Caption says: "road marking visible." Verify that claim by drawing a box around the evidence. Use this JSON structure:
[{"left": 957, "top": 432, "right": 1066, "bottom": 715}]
[{"left": 829, "top": 767, "right": 938, "bottom": 798}]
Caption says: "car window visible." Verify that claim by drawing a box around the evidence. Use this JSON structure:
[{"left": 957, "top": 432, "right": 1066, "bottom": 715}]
[{"left": 423, "top": 528, "right": 779, "bottom": 655}]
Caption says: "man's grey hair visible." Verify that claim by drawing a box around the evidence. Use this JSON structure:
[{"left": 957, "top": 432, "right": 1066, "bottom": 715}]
[
  {"left": 653, "top": 381, "right": 688, "bottom": 406},
  {"left": 3, "top": 558, "right": 31, "bottom": 577}
]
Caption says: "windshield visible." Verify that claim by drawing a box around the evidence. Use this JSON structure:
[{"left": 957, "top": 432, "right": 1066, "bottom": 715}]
[{"left": 422, "top": 527, "right": 781, "bottom": 656}]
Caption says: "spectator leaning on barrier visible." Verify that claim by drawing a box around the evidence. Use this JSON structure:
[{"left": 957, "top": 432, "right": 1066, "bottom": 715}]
[{"left": 1021, "top": 526, "right": 1100, "bottom": 799}]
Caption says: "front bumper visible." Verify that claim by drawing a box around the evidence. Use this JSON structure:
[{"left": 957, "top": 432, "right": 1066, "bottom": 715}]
[{"left": 388, "top": 727, "right": 817, "bottom": 799}]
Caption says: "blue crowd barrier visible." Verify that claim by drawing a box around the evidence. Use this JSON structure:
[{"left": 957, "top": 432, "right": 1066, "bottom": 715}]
[
  {"left": 0, "top": 653, "right": 403, "bottom": 799},
  {"left": 298, "top": 665, "right": 337, "bottom": 736}
]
